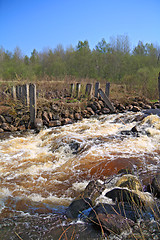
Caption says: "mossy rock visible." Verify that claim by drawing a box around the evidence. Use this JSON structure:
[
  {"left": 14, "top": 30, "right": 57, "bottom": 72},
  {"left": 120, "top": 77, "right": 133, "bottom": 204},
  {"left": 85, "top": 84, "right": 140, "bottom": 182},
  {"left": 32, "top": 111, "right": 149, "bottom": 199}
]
[{"left": 116, "top": 174, "right": 143, "bottom": 191}]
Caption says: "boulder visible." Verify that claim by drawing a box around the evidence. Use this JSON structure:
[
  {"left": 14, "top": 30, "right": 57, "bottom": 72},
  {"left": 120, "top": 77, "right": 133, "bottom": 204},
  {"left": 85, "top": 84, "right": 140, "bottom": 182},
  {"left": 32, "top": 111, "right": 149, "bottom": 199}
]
[
  {"left": 88, "top": 202, "right": 140, "bottom": 222},
  {"left": 69, "top": 141, "right": 80, "bottom": 154},
  {"left": 82, "top": 180, "right": 105, "bottom": 203},
  {"left": 65, "top": 198, "right": 92, "bottom": 219},
  {"left": 115, "top": 174, "right": 143, "bottom": 191},
  {"left": 105, "top": 187, "right": 153, "bottom": 208},
  {"left": 97, "top": 213, "right": 134, "bottom": 235}
]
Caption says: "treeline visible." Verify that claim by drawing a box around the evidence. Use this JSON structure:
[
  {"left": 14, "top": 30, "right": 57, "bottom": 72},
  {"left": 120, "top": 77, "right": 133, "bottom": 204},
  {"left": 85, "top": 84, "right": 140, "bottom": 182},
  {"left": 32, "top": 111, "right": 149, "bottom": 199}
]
[{"left": 0, "top": 35, "right": 160, "bottom": 98}]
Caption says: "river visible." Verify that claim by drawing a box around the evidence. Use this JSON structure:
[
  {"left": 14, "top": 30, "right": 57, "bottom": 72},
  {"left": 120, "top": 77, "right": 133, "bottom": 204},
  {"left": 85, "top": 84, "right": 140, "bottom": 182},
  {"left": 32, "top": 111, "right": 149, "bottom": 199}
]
[{"left": 0, "top": 111, "right": 160, "bottom": 239}]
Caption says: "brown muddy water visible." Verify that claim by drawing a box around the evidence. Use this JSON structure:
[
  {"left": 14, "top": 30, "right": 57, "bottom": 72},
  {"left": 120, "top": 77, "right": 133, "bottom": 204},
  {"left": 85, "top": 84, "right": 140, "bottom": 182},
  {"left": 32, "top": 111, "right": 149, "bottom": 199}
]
[{"left": 0, "top": 112, "right": 160, "bottom": 239}]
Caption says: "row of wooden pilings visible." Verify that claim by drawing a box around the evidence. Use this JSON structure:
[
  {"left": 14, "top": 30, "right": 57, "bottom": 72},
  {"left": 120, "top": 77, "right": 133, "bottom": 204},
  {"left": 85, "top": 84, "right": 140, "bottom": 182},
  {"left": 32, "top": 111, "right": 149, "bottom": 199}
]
[
  {"left": 11, "top": 82, "right": 111, "bottom": 127},
  {"left": 12, "top": 83, "right": 37, "bottom": 126},
  {"left": 70, "top": 82, "right": 110, "bottom": 98}
]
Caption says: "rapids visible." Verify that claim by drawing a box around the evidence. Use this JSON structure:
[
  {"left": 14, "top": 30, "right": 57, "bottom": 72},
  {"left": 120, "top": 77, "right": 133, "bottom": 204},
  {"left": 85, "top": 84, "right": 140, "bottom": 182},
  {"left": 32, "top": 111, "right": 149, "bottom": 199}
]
[{"left": 0, "top": 112, "right": 160, "bottom": 239}]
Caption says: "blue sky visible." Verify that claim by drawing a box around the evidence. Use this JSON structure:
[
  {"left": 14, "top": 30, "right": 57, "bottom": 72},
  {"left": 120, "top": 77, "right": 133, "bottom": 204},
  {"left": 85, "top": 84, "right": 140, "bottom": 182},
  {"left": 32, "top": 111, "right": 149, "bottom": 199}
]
[{"left": 0, "top": 0, "right": 160, "bottom": 56}]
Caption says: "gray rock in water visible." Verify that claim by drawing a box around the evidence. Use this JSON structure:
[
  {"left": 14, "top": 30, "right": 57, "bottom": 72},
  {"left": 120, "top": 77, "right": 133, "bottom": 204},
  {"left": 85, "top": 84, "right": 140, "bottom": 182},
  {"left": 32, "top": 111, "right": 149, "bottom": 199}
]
[{"left": 66, "top": 198, "right": 92, "bottom": 219}]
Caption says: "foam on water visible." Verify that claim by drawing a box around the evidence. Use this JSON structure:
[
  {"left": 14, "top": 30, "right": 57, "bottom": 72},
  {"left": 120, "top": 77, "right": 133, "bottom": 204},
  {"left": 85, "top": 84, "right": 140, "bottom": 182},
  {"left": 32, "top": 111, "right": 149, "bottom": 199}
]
[{"left": 0, "top": 112, "right": 160, "bottom": 218}]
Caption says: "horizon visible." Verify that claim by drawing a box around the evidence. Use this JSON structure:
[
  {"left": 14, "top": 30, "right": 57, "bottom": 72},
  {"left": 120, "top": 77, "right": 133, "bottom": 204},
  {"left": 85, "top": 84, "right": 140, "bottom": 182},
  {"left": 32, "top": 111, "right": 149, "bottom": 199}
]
[{"left": 0, "top": 0, "right": 160, "bottom": 57}]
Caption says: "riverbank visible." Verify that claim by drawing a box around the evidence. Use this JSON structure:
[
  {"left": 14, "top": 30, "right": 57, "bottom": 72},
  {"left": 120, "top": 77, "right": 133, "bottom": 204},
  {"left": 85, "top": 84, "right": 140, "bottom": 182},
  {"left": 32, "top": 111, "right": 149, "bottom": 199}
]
[{"left": 0, "top": 86, "right": 160, "bottom": 134}]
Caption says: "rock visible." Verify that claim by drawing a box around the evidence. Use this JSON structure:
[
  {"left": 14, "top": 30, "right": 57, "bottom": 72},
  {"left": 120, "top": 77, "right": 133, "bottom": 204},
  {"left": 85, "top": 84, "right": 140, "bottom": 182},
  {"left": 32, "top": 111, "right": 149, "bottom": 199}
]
[
  {"left": 97, "top": 213, "right": 135, "bottom": 235},
  {"left": 0, "top": 128, "right": 4, "bottom": 132},
  {"left": 143, "top": 104, "right": 152, "bottom": 109},
  {"left": 61, "top": 118, "right": 73, "bottom": 125},
  {"left": 115, "top": 174, "right": 143, "bottom": 191},
  {"left": 93, "top": 101, "right": 101, "bottom": 110},
  {"left": 120, "top": 126, "right": 140, "bottom": 137},
  {"left": 4, "top": 115, "right": 13, "bottom": 124},
  {"left": 98, "top": 100, "right": 104, "bottom": 108},
  {"left": 51, "top": 104, "right": 59, "bottom": 112},
  {"left": 88, "top": 202, "right": 140, "bottom": 222},
  {"left": 74, "top": 112, "right": 82, "bottom": 120},
  {"left": 48, "top": 112, "right": 53, "bottom": 120},
  {"left": 69, "top": 141, "right": 80, "bottom": 154},
  {"left": 151, "top": 173, "right": 160, "bottom": 198},
  {"left": 61, "top": 110, "right": 70, "bottom": 118},
  {"left": 88, "top": 103, "right": 97, "bottom": 112},
  {"left": 42, "top": 111, "right": 49, "bottom": 123},
  {"left": 82, "top": 180, "right": 105, "bottom": 203},
  {"left": 101, "top": 108, "right": 110, "bottom": 114},
  {"left": 117, "top": 104, "right": 125, "bottom": 111},
  {"left": 17, "top": 125, "right": 26, "bottom": 131},
  {"left": 65, "top": 198, "right": 92, "bottom": 219},
  {"left": 128, "top": 104, "right": 133, "bottom": 111},
  {"left": 105, "top": 188, "right": 153, "bottom": 207},
  {"left": 86, "top": 107, "right": 95, "bottom": 115},
  {"left": 1, "top": 123, "right": 12, "bottom": 131},
  {"left": 132, "top": 106, "right": 141, "bottom": 112},
  {"left": 0, "top": 115, "right": 6, "bottom": 123},
  {"left": 48, "top": 120, "right": 61, "bottom": 127}
]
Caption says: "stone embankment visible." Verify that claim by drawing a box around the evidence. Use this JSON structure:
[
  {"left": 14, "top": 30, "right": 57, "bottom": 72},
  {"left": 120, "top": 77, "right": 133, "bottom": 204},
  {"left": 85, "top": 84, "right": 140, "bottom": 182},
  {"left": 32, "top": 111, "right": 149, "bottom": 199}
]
[{"left": 0, "top": 95, "right": 160, "bottom": 133}]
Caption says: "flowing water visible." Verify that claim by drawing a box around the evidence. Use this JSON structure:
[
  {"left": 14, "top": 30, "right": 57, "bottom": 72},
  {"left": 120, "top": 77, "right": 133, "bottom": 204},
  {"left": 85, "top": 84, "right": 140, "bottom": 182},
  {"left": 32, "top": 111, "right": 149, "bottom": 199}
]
[{"left": 0, "top": 112, "right": 160, "bottom": 239}]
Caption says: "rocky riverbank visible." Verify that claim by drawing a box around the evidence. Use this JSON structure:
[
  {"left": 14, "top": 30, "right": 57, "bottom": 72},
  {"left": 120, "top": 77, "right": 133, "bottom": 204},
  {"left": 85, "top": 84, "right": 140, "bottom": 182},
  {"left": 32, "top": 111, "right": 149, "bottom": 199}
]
[
  {"left": 65, "top": 170, "right": 160, "bottom": 239},
  {"left": 0, "top": 93, "right": 160, "bottom": 134}
]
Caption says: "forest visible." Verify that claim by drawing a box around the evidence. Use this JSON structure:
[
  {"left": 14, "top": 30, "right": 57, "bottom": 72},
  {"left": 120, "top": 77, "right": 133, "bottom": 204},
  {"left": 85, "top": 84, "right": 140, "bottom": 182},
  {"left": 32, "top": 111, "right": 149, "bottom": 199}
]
[{"left": 0, "top": 35, "right": 160, "bottom": 99}]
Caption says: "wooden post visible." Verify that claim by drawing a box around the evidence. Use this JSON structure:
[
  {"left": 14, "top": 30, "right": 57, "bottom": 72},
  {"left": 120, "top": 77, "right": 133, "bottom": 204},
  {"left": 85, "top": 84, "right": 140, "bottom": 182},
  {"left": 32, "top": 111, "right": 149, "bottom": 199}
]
[
  {"left": 22, "top": 84, "right": 29, "bottom": 106},
  {"left": 16, "top": 85, "right": 19, "bottom": 99},
  {"left": 158, "top": 72, "right": 160, "bottom": 102},
  {"left": 29, "top": 83, "right": 37, "bottom": 126},
  {"left": 95, "top": 82, "right": 100, "bottom": 98},
  {"left": 19, "top": 85, "right": 22, "bottom": 101},
  {"left": 98, "top": 88, "right": 115, "bottom": 112},
  {"left": 105, "top": 82, "right": 110, "bottom": 97},
  {"left": 70, "top": 83, "right": 75, "bottom": 97},
  {"left": 76, "top": 83, "right": 81, "bottom": 98},
  {"left": 12, "top": 86, "right": 17, "bottom": 100},
  {"left": 85, "top": 83, "right": 93, "bottom": 98}
]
